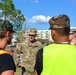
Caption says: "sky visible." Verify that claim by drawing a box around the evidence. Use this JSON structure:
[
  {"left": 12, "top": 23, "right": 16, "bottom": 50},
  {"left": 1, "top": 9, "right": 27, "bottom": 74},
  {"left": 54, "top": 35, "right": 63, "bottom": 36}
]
[{"left": 13, "top": 0, "right": 76, "bottom": 30}]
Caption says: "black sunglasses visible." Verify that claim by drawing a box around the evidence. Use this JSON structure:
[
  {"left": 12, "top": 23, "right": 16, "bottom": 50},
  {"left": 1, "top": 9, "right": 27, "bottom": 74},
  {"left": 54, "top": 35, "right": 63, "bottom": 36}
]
[{"left": 29, "top": 35, "right": 35, "bottom": 36}]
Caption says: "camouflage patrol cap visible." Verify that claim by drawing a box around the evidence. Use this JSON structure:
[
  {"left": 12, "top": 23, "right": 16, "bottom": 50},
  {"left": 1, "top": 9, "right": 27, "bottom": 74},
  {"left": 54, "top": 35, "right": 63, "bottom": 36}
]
[
  {"left": 49, "top": 14, "right": 70, "bottom": 29},
  {"left": 28, "top": 28, "right": 37, "bottom": 35},
  {"left": 69, "top": 31, "right": 76, "bottom": 35},
  {"left": 0, "top": 20, "right": 15, "bottom": 32}
]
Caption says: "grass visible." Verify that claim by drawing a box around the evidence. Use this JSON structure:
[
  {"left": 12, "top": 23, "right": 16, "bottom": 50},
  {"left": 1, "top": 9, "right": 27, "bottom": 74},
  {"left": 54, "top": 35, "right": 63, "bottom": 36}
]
[{"left": 15, "top": 67, "right": 22, "bottom": 75}]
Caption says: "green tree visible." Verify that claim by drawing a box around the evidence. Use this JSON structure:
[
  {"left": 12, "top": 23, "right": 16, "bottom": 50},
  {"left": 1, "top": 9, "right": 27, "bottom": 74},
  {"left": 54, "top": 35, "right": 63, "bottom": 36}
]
[
  {"left": 0, "top": 0, "right": 26, "bottom": 31},
  {"left": 15, "top": 30, "right": 26, "bottom": 43}
]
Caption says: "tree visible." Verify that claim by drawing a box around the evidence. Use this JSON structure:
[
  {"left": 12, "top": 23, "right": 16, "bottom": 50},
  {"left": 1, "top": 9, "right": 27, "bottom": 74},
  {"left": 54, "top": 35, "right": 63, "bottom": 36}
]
[
  {"left": 0, "top": 0, "right": 26, "bottom": 31},
  {"left": 15, "top": 30, "right": 26, "bottom": 43}
]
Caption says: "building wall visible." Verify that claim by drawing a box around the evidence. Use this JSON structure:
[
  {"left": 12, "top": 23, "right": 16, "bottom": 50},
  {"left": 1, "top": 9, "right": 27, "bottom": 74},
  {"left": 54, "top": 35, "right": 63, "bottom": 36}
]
[{"left": 37, "top": 30, "right": 53, "bottom": 42}]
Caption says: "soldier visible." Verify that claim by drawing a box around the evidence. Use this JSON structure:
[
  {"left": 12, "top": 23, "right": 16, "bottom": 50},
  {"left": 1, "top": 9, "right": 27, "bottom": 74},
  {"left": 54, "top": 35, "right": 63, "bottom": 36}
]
[
  {"left": 5, "top": 45, "right": 14, "bottom": 56},
  {"left": 69, "top": 31, "right": 76, "bottom": 46},
  {"left": 35, "top": 14, "right": 76, "bottom": 75},
  {"left": 17, "top": 28, "right": 43, "bottom": 75},
  {"left": 13, "top": 43, "right": 20, "bottom": 66}
]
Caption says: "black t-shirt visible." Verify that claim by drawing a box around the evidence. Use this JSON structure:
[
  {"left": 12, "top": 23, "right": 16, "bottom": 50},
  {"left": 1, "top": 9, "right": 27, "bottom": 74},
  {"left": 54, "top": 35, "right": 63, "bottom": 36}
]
[
  {"left": 35, "top": 48, "right": 43, "bottom": 75},
  {"left": 0, "top": 54, "right": 16, "bottom": 75}
]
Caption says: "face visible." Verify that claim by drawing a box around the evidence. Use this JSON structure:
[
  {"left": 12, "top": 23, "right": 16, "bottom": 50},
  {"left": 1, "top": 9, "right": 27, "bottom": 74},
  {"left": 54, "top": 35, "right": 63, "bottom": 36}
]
[
  {"left": 28, "top": 34, "right": 36, "bottom": 42},
  {"left": 7, "top": 32, "right": 13, "bottom": 44},
  {"left": 69, "top": 34, "right": 74, "bottom": 41}
]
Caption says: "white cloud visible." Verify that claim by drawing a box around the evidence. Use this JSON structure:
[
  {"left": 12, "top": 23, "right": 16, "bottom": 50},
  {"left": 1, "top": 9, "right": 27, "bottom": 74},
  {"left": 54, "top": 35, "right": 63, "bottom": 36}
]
[
  {"left": 15, "top": 0, "right": 39, "bottom": 3},
  {"left": 71, "top": 0, "right": 76, "bottom": 4},
  {"left": 15, "top": 0, "right": 27, "bottom": 2},
  {"left": 34, "top": 0, "right": 39, "bottom": 3},
  {"left": 28, "top": 15, "right": 51, "bottom": 24},
  {"left": 30, "top": 0, "right": 39, "bottom": 3}
]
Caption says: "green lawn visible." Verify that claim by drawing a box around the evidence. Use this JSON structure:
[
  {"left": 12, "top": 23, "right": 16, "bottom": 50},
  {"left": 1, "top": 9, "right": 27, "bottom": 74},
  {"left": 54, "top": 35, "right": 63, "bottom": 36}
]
[{"left": 15, "top": 67, "right": 22, "bottom": 75}]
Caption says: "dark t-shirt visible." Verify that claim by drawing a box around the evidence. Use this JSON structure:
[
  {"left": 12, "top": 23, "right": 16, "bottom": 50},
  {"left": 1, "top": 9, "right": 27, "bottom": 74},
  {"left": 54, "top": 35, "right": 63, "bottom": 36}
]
[
  {"left": 0, "top": 54, "right": 16, "bottom": 75},
  {"left": 35, "top": 48, "right": 43, "bottom": 75}
]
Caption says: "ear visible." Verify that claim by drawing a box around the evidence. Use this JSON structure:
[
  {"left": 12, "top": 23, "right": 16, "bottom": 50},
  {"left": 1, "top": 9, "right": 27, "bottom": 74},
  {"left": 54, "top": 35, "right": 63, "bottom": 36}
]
[
  {"left": 5, "top": 31, "right": 9, "bottom": 37},
  {"left": 51, "top": 29, "right": 56, "bottom": 36}
]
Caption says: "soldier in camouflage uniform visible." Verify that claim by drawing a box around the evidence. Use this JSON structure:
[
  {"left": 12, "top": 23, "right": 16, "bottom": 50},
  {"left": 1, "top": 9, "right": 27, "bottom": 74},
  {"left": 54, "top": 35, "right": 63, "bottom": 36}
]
[
  {"left": 17, "top": 28, "right": 43, "bottom": 75},
  {"left": 13, "top": 43, "right": 20, "bottom": 66}
]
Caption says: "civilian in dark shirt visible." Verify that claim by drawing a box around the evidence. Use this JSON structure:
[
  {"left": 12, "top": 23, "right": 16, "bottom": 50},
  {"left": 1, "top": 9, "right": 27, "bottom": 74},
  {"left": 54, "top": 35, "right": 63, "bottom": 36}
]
[
  {"left": 0, "top": 20, "right": 16, "bottom": 75},
  {"left": 0, "top": 54, "right": 16, "bottom": 75}
]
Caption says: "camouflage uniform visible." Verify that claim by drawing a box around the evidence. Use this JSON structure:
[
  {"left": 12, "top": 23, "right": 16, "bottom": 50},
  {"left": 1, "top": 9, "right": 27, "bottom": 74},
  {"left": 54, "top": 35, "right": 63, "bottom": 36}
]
[
  {"left": 5, "top": 45, "right": 14, "bottom": 56},
  {"left": 13, "top": 43, "right": 21, "bottom": 66},
  {"left": 17, "top": 28, "right": 44, "bottom": 75}
]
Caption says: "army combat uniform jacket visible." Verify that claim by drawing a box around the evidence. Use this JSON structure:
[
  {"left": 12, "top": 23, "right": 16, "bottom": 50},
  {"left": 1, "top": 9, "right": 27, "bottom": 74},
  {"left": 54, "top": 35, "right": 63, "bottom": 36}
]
[{"left": 17, "top": 40, "right": 43, "bottom": 75}]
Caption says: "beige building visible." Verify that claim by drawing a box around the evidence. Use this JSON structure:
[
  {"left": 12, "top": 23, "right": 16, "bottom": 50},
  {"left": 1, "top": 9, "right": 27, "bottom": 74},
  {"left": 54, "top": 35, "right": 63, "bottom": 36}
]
[{"left": 37, "top": 30, "right": 53, "bottom": 42}]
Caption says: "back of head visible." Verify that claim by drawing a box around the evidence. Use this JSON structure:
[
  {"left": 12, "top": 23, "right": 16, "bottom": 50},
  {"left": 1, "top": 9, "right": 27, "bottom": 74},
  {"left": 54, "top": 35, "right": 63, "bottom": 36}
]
[
  {"left": 28, "top": 28, "right": 37, "bottom": 35},
  {"left": 0, "top": 20, "right": 15, "bottom": 38},
  {"left": 49, "top": 14, "right": 70, "bottom": 36}
]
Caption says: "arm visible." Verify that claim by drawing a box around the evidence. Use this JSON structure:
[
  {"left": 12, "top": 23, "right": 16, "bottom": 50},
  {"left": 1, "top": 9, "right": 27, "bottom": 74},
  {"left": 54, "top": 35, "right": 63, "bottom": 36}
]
[
  {"left": 35, "top": 48, "right": 43, "bottom": 75},
  {"left": 1, "top": 70, "right": 14, "bottom": 75},
  {"left": 0, "top": 54, "right": 16, "bottom": 75}
]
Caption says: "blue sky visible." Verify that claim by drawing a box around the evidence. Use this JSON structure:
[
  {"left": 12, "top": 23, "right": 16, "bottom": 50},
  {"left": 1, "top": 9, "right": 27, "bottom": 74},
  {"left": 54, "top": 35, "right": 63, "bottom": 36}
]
[{"left": 13, "top": 0, "right": 76, "bottom": 30}]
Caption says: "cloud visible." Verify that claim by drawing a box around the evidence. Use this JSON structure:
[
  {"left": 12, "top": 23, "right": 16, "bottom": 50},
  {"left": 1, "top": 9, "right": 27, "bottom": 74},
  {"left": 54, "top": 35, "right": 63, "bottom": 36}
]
[
  {"left": 30, "top": 0, "right": 39, "bottom": 3},
  {"left": 71, "top": 0, "right": 76, "bottom": 4},
  {"left": 28, "top": 15, "right": 51, "bottom": 24},
  {"left": 15, "top": 0, "right": 39, "bottom": 3},
  {"left": 15, "top": 0, "right": 26, "bottom": 2}
]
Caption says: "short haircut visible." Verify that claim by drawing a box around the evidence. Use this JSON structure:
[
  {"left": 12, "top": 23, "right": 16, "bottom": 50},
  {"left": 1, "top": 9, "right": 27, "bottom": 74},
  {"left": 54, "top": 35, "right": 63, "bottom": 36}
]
[{"left": 52, "top": 27, "right": 70, "bottom": 36}]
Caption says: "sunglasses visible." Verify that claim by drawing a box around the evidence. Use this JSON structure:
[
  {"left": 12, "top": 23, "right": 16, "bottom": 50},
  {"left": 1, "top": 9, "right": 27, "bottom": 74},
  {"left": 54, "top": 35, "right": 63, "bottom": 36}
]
[{"left": 29, "top": 35, "right": 35, "bottom": 36}]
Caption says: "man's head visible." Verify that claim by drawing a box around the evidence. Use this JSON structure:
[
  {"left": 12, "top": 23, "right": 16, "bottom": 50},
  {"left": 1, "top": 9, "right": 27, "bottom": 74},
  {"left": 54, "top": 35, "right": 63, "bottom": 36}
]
[
  {"left": 28, "top": 28, "right": 37, "bottom": 42},
  {"left": 49, "top": 14, "right": 70, "bottom": 42},
  {"left": 49, "top": 14, "right": 70, "bottom": 29},
  {"left": 0, "top": 20, "right": 15, "bottom": 32},
  {"left": 0, "top": 20, "right": 15, "bottom": 44}
]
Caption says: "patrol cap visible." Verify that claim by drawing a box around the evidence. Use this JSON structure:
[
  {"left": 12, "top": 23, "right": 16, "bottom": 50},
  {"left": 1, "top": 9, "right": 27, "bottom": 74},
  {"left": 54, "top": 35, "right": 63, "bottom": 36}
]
[
  {"left": 69, "top": 31, "right": 76, "bottom": 35},
  {"left": 49, "top": 14, "right": 70, "bottom": 29},
  {"left": 69, "top": 32, "right": 74, "bottom": 35},
  {"left": 28, "top": 28, "right": 37, "bottom": 35},
  {"left": 0, "top": 20, "right": 15, "bottom": 32}
]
